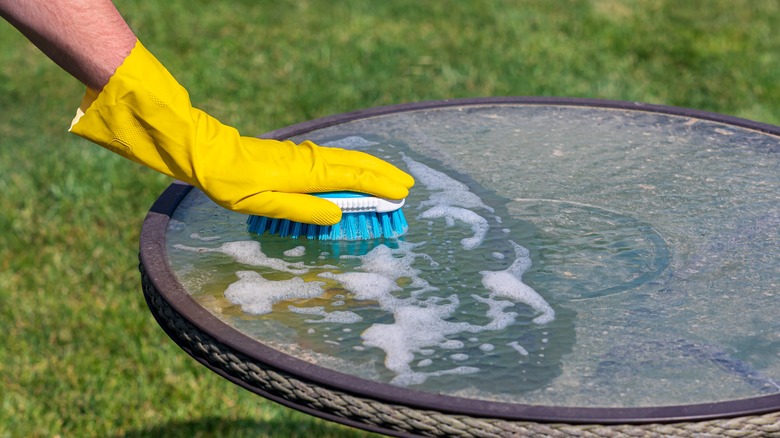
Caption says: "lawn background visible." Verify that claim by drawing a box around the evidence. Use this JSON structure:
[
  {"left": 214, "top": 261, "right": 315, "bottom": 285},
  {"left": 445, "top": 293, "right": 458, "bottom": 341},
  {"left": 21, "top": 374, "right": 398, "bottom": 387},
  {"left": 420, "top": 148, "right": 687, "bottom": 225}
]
[{"left": 1, "top": 1, "right": 779, "bottom": 437}]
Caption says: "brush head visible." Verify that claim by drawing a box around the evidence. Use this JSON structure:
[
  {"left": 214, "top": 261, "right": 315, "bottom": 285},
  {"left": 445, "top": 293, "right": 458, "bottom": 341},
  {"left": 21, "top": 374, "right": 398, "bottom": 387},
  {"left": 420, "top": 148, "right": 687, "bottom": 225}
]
[{"left": 246, "top": 192, "right": 409, "bottom": 241}]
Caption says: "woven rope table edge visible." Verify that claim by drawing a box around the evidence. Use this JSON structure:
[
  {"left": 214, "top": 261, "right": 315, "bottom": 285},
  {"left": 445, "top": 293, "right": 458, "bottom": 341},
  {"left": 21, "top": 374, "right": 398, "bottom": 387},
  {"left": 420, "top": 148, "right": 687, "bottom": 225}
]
[{"left": 139, "top": 260, "right": 780, "bottom": 438}]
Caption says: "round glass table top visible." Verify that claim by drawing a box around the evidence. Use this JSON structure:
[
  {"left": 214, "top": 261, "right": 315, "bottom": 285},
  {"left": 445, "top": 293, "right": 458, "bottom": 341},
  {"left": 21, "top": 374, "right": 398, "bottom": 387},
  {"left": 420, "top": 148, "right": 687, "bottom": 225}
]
[{"left": 158, "top": 99, "right": 780, "bottom": 417}]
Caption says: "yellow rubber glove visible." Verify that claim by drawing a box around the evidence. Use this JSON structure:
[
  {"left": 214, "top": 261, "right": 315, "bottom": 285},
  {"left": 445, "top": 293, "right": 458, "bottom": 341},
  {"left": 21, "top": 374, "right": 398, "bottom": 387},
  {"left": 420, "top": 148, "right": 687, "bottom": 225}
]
[{"left": 69, "top": 40, "right": 414, "bottom": 225}]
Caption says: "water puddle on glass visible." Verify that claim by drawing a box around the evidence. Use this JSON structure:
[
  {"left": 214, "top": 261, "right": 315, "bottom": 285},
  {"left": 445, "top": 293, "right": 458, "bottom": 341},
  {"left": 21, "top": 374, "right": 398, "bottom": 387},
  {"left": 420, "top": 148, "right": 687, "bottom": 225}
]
[{"left": 165, "top": 105, "right": 780, "bottom": 407}]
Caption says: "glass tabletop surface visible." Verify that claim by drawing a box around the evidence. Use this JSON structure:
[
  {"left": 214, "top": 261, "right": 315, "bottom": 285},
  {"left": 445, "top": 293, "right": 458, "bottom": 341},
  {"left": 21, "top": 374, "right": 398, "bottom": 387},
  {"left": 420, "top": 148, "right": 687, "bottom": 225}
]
[{"left": 164, "top": 103, "right": 780, "bottom": 408}]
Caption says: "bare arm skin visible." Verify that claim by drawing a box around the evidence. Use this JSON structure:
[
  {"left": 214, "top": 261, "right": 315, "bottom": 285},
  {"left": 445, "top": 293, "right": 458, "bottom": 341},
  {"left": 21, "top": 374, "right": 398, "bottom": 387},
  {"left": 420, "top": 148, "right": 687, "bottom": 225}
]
[{"left": 0, "top": 0, "right": 137, "bottom": 90}]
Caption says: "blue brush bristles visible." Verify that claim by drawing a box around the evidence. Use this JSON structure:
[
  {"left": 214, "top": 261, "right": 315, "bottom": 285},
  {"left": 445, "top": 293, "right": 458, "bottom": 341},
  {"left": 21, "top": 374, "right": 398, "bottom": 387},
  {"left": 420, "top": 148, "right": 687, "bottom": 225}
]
[{"left": 246, "top": 192, "right": 409, "bottom": 241}]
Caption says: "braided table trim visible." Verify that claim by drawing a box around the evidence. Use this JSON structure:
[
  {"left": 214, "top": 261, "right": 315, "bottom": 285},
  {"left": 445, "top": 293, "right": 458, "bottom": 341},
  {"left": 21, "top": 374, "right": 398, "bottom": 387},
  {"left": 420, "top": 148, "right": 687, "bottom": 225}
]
[{"left": 140, "top": 262, "right": 780, "bottom": 437}]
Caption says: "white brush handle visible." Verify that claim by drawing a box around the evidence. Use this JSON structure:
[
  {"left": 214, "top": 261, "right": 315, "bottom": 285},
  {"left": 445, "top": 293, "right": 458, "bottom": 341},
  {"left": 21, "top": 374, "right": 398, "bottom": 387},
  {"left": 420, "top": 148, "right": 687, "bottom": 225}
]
[{"left": 320, "top": 195, "right": 405, "bottom": 213}]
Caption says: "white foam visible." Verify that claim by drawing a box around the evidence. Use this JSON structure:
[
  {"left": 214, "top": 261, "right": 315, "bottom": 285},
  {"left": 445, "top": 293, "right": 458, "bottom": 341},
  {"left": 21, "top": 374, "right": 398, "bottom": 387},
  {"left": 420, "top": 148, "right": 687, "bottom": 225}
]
[
  {"left": 401, "top": 153, "right": 470, "bottom": 192},
  {"left": 318, "top": 271, "right": 402, "bottom": 305},
  {"left": 323, "top": 239, "right": 553, "bottom": 385},
  {"left": 471, "top": 294, "right": 518, "bottom": 331},
  {"left": 440, "top": 340, "right": 465, "bottom": 349},
  {"left": 390, "top": 366, "right": 480, "bottom": 387},
  {"left": 508, "top": 341, "right": 529, "bottom": 356},
  {"left": 402, "top": 154, "right": 492, "bottom": 250},
  {"left": 362, "top": 303, "right": 472, "bottom": 380},
  {"left": 287, "top": 306, "right": 363, "bottom": 324},
  {"left": 283, "top": 246, "right": 306, "bottom": 257},
  {"left": 480, "top": 241, "right": 555, "bottom": 325},
  {"left": 224, "top": 271, "right": 325, "bottom": 315},
  {"left": 174, "top": 241, "right": 308, "bottom": 274},
  {"left": 419, "top": 206, "right": 489, "bottom": 250},
  {"left": 190, "top": 232, "right": 221, "bottom": 241},
  {"left": 341, "top": 242, "right": 438, "bottom": 292}
]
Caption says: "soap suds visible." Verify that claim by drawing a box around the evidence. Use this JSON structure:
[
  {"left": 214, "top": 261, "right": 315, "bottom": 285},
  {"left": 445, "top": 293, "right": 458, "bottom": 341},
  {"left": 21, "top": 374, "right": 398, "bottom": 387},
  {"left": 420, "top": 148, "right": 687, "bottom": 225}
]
[
  {"left": 224, "top": 271, "right": 325, "bottom": 315},
  {"left": 288, "top": 305, "right": 363, "bottom": 324},
  {"left": 480, "top": 242, "right": 555, "bottom": 325},
  {"left": 283, "top": 246, "right": 306, "bottom": 257},
  {"left": 319, "top": 271, "right": 403, "bottom": 305},
  {"left": 177, "top": 148, "right": 557, "bottom": 388},
  {"left": 508, "top": 341, "right": 530, "bottom": 356},
  {"left": 403, "top": 154, "right": 493, "bottom": 250},
  {"left": 327, "top": 239, "right": 553, "bottom": 386},
  {"left": 175, "top": 241, "right": 309, "bottom": 274},
  {"left": 190, "top": 232, "right": 221, "bottom": 241},
  {"left": 419, "top": 206, "right": 489, "bottom": 250}
]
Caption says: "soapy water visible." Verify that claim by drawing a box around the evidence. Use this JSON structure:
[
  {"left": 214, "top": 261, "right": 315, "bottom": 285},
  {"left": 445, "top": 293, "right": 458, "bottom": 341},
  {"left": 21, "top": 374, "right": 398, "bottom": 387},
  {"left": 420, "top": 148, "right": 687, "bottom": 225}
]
[
  {"left": 170, "top": 137, "right": 573, "bottom": 393},
  {"left": 165, "top": 130, "right": 775, "bottom": 400}
]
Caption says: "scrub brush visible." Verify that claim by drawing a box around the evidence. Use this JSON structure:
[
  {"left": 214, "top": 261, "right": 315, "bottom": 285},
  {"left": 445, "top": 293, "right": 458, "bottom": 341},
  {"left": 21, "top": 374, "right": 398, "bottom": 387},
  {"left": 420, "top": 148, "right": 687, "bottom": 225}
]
[{"left": 246, "top": 192, "right": 408, "bottom": 240}]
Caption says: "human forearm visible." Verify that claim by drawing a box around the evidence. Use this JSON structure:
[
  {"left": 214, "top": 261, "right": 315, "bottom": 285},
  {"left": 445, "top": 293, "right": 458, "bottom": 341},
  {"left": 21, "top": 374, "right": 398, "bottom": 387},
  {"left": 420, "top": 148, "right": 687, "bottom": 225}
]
[
  {"left": 0, "top": 0, "right": 136, "bottom": 89},
  {"left": 2, "top": 1, "right": 415, "bottom": 222}
]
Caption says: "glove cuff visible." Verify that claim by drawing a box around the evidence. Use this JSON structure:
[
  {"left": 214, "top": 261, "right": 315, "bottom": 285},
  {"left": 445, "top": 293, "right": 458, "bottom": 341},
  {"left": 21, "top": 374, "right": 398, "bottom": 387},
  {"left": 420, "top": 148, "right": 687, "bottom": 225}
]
[
  {"left": 68, "top": 40, "right": 207, "bottom": 185},
  {"left": 69, "top": 87, "right": 100, "bottom": 130}
]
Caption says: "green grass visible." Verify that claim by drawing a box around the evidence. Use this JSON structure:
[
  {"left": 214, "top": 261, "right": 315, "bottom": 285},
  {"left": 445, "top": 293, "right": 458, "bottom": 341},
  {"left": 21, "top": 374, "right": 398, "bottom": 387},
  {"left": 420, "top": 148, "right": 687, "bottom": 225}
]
[{"left": 1, "top": 0, "right": 779, "bottom": 436}]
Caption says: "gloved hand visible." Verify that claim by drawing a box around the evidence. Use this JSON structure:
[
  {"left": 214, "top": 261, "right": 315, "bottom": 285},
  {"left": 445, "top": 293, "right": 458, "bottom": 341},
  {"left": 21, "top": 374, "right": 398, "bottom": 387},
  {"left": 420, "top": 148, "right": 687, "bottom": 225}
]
[{"left": 69, "top": 40, "right": 414, "bottom": 225}]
